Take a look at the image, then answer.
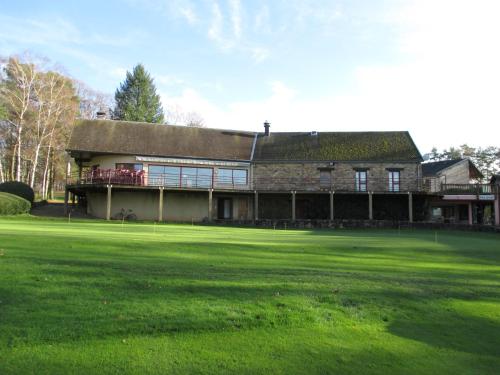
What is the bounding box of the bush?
[0,192,31,215]
[0,181,35,203]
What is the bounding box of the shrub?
[0,192,31,215]
[0,181,35,203]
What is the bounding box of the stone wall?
[253,161,421,192]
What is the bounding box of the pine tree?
[113,64,164,123]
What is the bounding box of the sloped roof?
[67,120,256,161]
[421,159,464,176]
[422,159,483,179]
[253,131,422,162]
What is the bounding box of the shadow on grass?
[1,227,500,362]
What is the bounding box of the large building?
[65,119,499,226]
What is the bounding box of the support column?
[208,189,213,222]
[158,187,164,222]
[408,192,413,223]
[106,184,112,221]
[368,192,373,220]
[254,191,259,221]
[329,191,334,221]
[495,192,500,226]
[64,187,69,215]
[291,191,296,221]
[468,202,473,225]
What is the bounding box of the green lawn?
[0,217,499,375]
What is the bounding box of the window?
[355,170,367,192]
[148,165,212,188]
[216,169,248,186]
[388,171,400,192]
[320,170,332,188]
[116,163,143,171]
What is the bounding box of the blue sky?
[1,0,499,153]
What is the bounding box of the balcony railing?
[67,169,429,192]
[68,169,249,190]
[439,183,495,195]
[253,176,423,192]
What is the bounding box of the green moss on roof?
[67,119,255,161]
[254,132,422,162]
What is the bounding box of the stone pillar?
[158,187,164,222]
[106,184,112,221]
[329,191,334,221]
[368,192,373,220]
[408,192,413,223]
[208,189,213,222]
[291,191,296,221]
[468,202,473,225]
[64,187,69,215]
[254,191,259,221]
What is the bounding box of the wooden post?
[158,187,164,222]
[468,202,473,225]
[254,191,259,221]
[329,191,334,221]
[64,187,69,215]
[106,184,112,221]
[408,192,413,223]
[208,189,213,222]
[495,188,500,226]
[291,191,296,221]
[368,192,373,220]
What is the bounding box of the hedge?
[0,192,31,215]
[0,181,35,203]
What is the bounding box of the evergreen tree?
[113,64,164,123]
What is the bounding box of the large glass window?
[216,169,248,186]
[388,171,400,192]
[355,170,367,192]
[148,165,212,188]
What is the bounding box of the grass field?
[0,217,499,374]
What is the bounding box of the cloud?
[179,6,198,25]
[229,0,242,39]
[0,14,135,48]
[207,1,227,47]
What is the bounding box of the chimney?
[263,121,270,136]
[96,110,107,119]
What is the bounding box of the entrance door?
[217,198,233,219]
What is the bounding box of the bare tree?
[74,80,113,119]
[165,104,206,127]
[0,56,38,181]
[28,71,77,189]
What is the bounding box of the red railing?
[70,169,249,190]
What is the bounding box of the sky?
[1,0,499,155]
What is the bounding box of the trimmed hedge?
[0,181,35,203]
[0,192,31,215]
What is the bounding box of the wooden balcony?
[439,183,495,195]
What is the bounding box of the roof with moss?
[253,132,422,162]
[67,120,256,161]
